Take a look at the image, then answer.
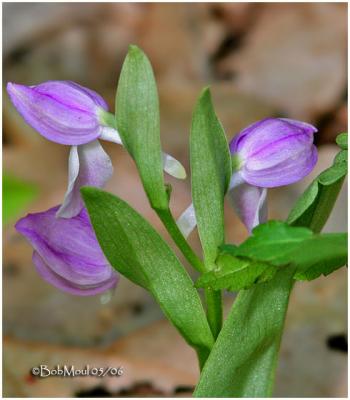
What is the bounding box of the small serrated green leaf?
[81,187,214,362]
[228,221,347,280]
[196,253,277,291]
[219,243,238,255]
[292,233,347,280]
[190,88,232,267]
[116,45,168,210]
[234,221,312,264]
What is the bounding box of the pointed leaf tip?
[128,44,139,52]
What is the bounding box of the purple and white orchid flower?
[15,206,118,296]
[178,117,318,235]
[7,81,186,218]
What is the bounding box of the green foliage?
[233,221,347,279]
[190,88,232,267]
[194,267,295,397]
[116,45,168,210]
[196,221,347,291]
[196,253,276,291]
[287,133,347,232]
[190,88,232,339]
[3,173,38,225]
[81,187,214,364]
[336,132,347,150]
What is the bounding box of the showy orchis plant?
[9,45,347,397]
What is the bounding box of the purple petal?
[229,118,318,188]
[15,206,118,293]
[56,140,113,218]
[228,173,268,233]
[33,251,118,296]
[7,81,108,145]
[243,144,318,187]
[229,118,317,157]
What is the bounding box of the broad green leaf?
[196,253,277,291]
[194,267,295,397]
[190,88,232,267]
[116,45,168,210]
[81,187,214,362]
[287,134,347,233]
[3,173,38,225]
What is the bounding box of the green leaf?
[287,137,347,233]
[190,88,232,267]
[3,173,38,225]
[292,231,348,280]
[196,253,277,291]
[234,221,311,263]
[336,132,347,150]
[231,221,347,279]
[116,45,168,210]
[81,187,214,362]
[194,267,295,397]
[197,222,347,291]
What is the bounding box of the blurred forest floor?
[3,3,347,397]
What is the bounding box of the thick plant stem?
[156,208,206,273]
[205,288,223,339]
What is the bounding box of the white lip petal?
[228,173,267,233]
[56,145,80,218]
[56,140,113,218]
[100,126,123,145]
[162,153,187,179]
[101,127,186,180]
[177,203,197,238]
[100,288,115,304]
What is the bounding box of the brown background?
[3,2,347,397]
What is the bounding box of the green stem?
[156,208,206,274]
[205,288,223,339]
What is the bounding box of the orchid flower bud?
[15,206,118,296]
[7,80,186,218]
[228,118,317,232]
[177,118,317,236]
[7,81,109,145]
[229,118,318,188]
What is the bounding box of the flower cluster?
[8,80,318,297]
[8,80,186,296]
